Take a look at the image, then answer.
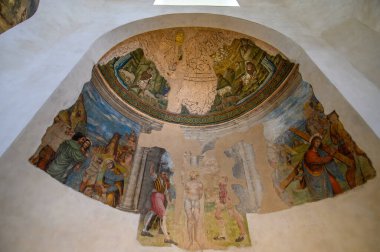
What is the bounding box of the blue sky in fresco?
[262,81,313,144]
[81,82,141,147]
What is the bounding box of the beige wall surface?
[0,1,379,252]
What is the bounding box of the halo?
[309,133,322,143]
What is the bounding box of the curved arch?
[1,11,379,252]
[26,11,376,217]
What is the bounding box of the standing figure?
[65,138,92,190]
[79,156,103,192]
[214,176,246,243]
[141,163,177,245]
[102,159,127,207]
[184,171,203,249]
[240,62,258,95]
[46,132,87,183]
[301,134,343,200]
[136,67,153,95]
[29,122,74,171]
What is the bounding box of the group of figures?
[266,82,376,205]
[28,82,376,250]
[29,82,253,250]
[29,83,140,208]
[98,28,294,125]
[28,28,376,251]
[137,149,251,250]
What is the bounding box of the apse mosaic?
[98,28,295,125]
[99,48,170,110]
[29,27,376,251]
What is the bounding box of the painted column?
[118,146,145,211]
[235,141,263,212]
[133,148,149,210]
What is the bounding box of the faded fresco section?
[262,81,376,205]
[29,82,141,208]
[137,148,178,247]
[27,26,377,251]
[134,138,260,250]
[0,0,39,33]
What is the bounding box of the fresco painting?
[201,173,251,249]
[28,27,377,251]
[188,148,252,249]
[29,83,141,208]
[135,147,253,250]
[263,81,376,205]
[137,148,178,247]
[28,82,256,250]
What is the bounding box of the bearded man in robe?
[46,132,87,183]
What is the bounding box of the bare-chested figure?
[184,171,203,248]
[214,176,246,243]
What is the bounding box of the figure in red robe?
[302,134,344,200]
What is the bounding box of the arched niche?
[2,13,379,252]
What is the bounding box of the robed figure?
[301,134,344,200]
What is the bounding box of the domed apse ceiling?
[96,28,295,125]
[29,27,376,250]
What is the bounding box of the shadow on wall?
[0,0,39,33]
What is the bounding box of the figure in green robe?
[47,133,87,183]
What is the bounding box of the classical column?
[235,141,263,212]
[118,147,145,211]
[133,148,149,210]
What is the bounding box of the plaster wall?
[0,1,380,252]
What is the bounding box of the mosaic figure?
[99,48,170,110]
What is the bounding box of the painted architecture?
[1,1,380,252]
[28,28,376,250]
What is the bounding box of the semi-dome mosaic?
[96,28,296,125]
[28,27,376,250]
